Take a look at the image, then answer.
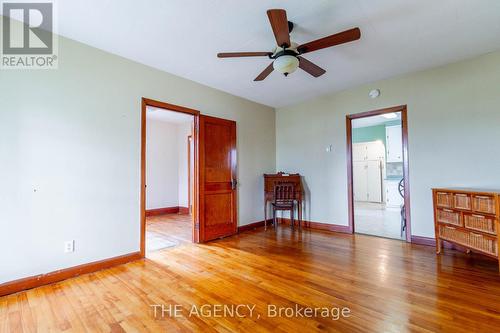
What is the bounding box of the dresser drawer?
[437,208,462,226]
[439,225,498,257]
[472,195,496,215]
[453,193,471,210]
[439,225,468,244]
[436,192,453,208]
[468,232,498,257]
[464,214,497,235]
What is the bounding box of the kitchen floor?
[354,202,405,240]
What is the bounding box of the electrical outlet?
[64,240,75,253]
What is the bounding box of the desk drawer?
[437,209,462,227]
[464,214,497,235]
[472,195,496,215]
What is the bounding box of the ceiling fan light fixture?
[273,55,299,75]
[217,9,360,81]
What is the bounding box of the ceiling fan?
[217,9,361,81]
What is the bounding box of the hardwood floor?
[146,213,192,253]
[1,221,500,332]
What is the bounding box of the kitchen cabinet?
[352,141,385,161]
[354,160,383,203]
[386,125,403,162]
[386,179,404,208]
[353,141,385,203]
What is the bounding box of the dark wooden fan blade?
[267,9,291,48]
[298,27,361,54]
[254,63,274,81]
[217,52,272,58]
[298,57,326,77]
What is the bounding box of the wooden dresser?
[433,188,500,269]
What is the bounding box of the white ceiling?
[352,112,401,128]
[146,106,194,124]
[38,1,500,107]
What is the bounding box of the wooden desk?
[264,172,303,228]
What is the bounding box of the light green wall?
[384,120,402,127]
[276,50,500,238]
[352,125,386,144]
[0,22,275,283]
[352,120,402,161]
[352,120,402,145]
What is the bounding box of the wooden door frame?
[140,98,201,258]
[187,134,193,215]
[346,105,412,242]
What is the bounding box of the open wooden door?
[199,115,237,242]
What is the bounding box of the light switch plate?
[64,240,75,253]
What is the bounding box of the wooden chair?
[271,183,299,230]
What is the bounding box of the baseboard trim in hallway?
[178,206,190,214]
[0,251,142,297]
[146,206,186,216]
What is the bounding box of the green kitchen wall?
[352,120,401,148]
[352,124,386,145]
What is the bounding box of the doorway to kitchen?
[346,105,411,241]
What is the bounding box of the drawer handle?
[455,194,468,197]
[475,196,491,199]
[470,232,483,238]
[442,209,454,213]
[437,192,450,195]
[471,214,485,219]
[445,226,456,230]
